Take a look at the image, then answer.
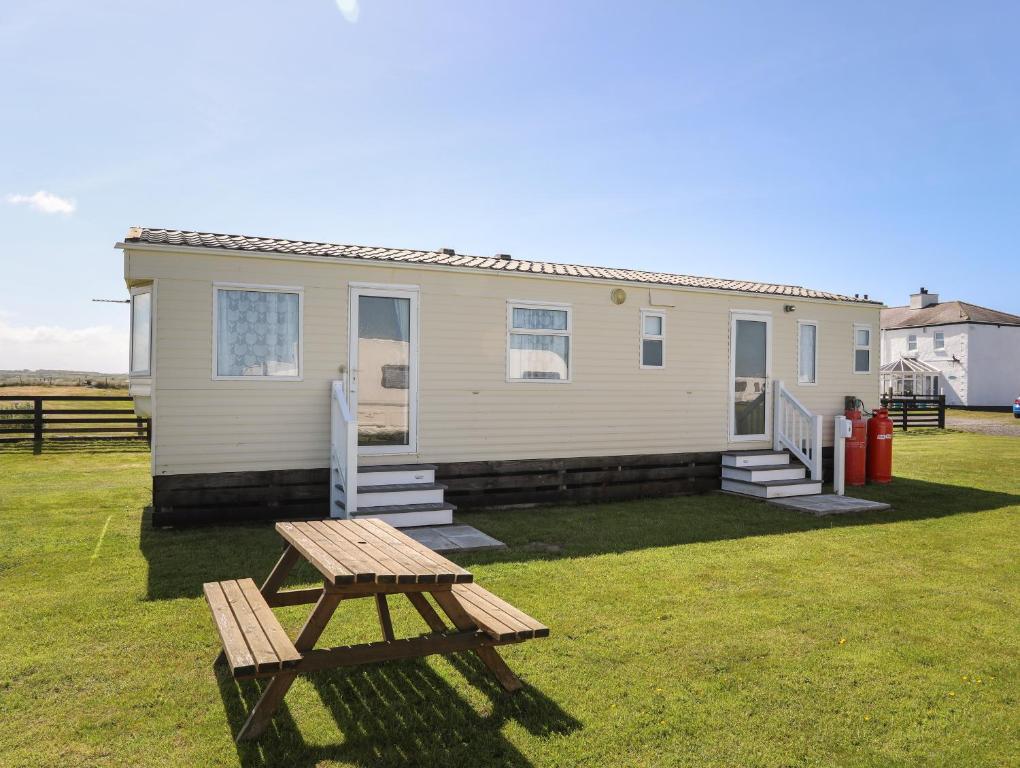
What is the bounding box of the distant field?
[0,385,130,398]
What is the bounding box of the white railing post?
[773,380,783,452]
[811,414,823,481]
[329,380,357,519]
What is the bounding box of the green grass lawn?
[0,434,1017,768]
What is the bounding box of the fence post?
[33,397,43,444]
[938,394,945,428]
[901,404,908,431]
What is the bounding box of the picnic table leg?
[215,544,302,668]
[431,591,523,693]
[235,591,345,742]
[406,592,447,632]
[375,594,395,641]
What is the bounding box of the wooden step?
[721,477,822,499]
[203,578,301,680]
[451,582,549,642]
[355,482,447,509]
[721,450,791,468]
[335,501,456,528]
[357,464,437,487]
[721,464,806,482]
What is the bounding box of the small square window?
[508,302,571,381]
[853,323,872,374]
[215,286,302,378]
[640,310,665,368]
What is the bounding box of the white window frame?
[853,322,873,375]
[506,300,572,383]
[639,309,666,369]
[129,284,153,376]
[907,333,917,352]
[934,331,945,350]
[797,320,818,386]
[212,282,304,381]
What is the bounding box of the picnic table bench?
[203,518,548,741]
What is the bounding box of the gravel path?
[945,413,1020,437]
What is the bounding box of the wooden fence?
[880,394,946,430]
[0,395,150,444]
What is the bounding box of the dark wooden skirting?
[152,447,843,526]
[153,468,330,526]
[434,452,723,510]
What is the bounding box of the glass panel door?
[730,314,771,440]
[349,287,418,453]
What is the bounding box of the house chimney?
[909,287,939,309]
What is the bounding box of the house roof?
[121,227,880,305]
[881,301,1020,330]
[880,357,939,374]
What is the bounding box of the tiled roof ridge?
[122,226,879,304]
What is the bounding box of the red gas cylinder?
[867,407,894,484]
[845,408,867,487]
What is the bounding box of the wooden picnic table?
[203,518,548,742]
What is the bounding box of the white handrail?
[773,380,823,481]
[330,380,358,518]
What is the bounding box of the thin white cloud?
[336,0,360,23]
[0,320,127,373]
[5,190,76,215]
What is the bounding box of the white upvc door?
[348,284,420,455]
[728,310,772,442]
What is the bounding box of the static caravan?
[119,228,882,526]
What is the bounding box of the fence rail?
[0,395,150,443]
[880,394,946,430]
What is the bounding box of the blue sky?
[1,0,1018,372]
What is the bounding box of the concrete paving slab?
[769,494,891,516]
[402,524,506,554]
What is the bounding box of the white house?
[119,227,882,526]
[880,288,1020,407]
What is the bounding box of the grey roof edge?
[881,300,1020,329]
[119,226,884,305]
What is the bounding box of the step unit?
[721,463,806,483]
[720,449,821,500]
[721,449,791,468]
[720,477,822,499]
[334,463,454,527]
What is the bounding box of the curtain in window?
[509,334,569,379]
[217,290,299,377]
[799,324,816,383]
[512,307,568,330]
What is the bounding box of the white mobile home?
[119,228,882,526]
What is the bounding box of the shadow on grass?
[140,477,1020,600]
[216,651,579,767]
[0,438,150,454]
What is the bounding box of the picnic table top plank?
[275,519,473,586]
[307,520,409,584]
[356,518,473,583]
[299,521,380,583]
[347,520,450,583]
[275,522,358,585]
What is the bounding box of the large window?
[798,321,817,384]
[640,310,665,368]
[934,331,945,350]
[129,287,152,375]
[853,323,872,374]
[507,302,571,381]
[214,284,302,379]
